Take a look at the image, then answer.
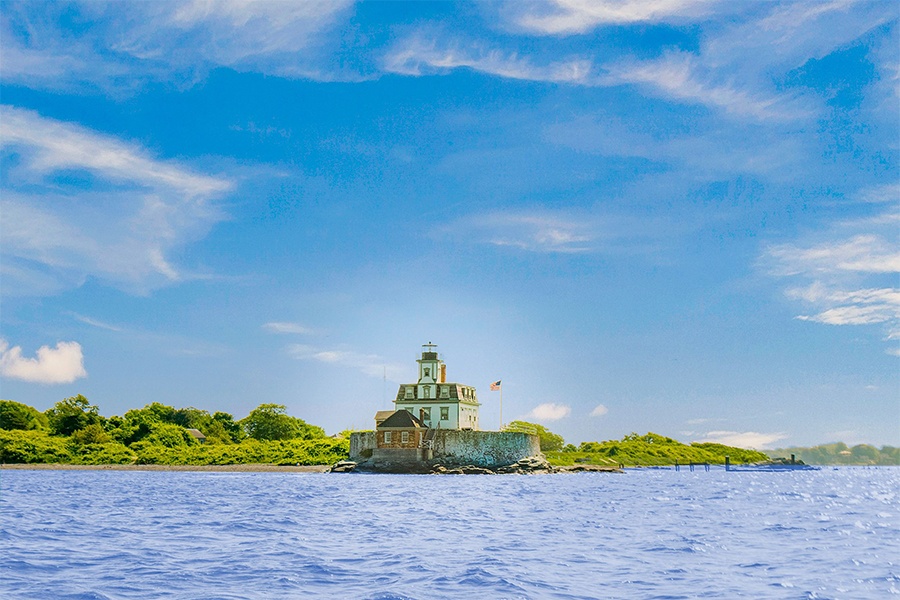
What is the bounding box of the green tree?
[504,420,565,452]
[213,411,243,443]
[145,423,198,448]
[0,400,49,431]
[71,423,112,445]
[45,395,101,436]
[239,404,325,441]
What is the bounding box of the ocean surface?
[1,467,897,599]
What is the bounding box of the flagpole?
[499,384,503,431]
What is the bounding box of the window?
[422,408,431,421]
[423,385,431,398]
[405,386,414,399]
[401,431,409,444]
[384,431,392,444]
[440,407,449,420]
[440,386,449,398]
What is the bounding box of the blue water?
[1,468,897,599]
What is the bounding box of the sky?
[1,0,898,449]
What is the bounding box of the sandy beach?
[0,463,331,473]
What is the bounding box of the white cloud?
[604,51,809,121]
[0,106,233,295]
[287,344,407,381]
[858,183,900,204]
[507,0,717,35]
[384,36,594,85]
[764,196,900,353]
[442,208,679,256]
[70,313,124,332]
[0,1,358,92]
[696,430,788,450]
[262,322,319,335]
[443,209,594,254]
[792,287,900,326]
[768,235,900,276]
[0,339,87,384]
[590,404,609,417]
[525,403,571,422]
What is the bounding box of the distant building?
[392,342,480,430]
[185,428,206,443]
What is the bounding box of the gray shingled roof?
[377,410,426,429]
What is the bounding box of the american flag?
[490,380,501,391]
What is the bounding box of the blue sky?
[1,0,898,449]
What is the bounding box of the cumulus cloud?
[525,403,571,422]
[696,430,788,450]
[590,404,609,417]
[0,339,87,384]
[0,105,233,295]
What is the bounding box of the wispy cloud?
[262,322,320,335]
[696,430,788,450]
[506,0,718,35]
[768,235,900,276]
[69,313,124,332]
[762,192,900,352]
[0,339,87,384]
[1,106,233,295]
[590,404,609,417]
[525,402,571,422]
[384,35,594,85]
[442,208,678,256]
[287,344,407,381]
[604,51,810,121]
[0,1,358,92]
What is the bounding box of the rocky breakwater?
[329,456,623,475]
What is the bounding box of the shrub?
[0,430,72,463]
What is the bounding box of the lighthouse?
[393,342,480,430]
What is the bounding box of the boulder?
[329,460,358,473]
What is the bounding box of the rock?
[460,465,494,475]
[329,460,358,473]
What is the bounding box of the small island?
[2,346,896,471]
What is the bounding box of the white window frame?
[384,431,391,444]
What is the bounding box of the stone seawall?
[349,431,376,460]
[350,430,540,468]
[432,431,540,467]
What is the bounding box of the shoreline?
[0,463,331,473]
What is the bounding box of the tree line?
[0,397,348,466]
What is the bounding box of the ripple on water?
[1,468,898,599]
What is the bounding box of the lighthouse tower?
[393,342,480,430]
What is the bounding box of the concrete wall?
[432,430,540,467]
[349,431,376,460]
